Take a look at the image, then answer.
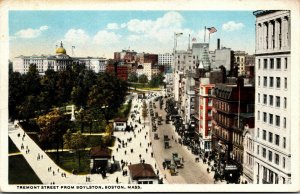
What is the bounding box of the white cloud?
[222,21,244,32]
[106,23,119,30]
[93,30,121,45]
[120,23,127,28]
[15,25,49,39]
[125,11,184,44]
[63,29,90,45]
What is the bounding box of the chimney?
[217,39,220,50]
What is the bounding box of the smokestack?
[217,38,220,50]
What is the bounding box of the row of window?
[257,93,287,109]
[257,128,286,149]
[258,76,288,89]
[258,57,288,70]
[257,111,287,128]
[258,145,286,169]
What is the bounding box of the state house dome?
[56,41,66,55]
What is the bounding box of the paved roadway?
[148,96,216,184]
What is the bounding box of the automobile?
[172,153,184,168]
[157,120,162,125]
[169,164,178,176]
[154,133,159,140]
[163,159,171,169]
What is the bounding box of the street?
[148,94,215,184]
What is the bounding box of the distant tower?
[200,46,211,71]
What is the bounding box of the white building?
[158,53,173,65]
[253,10,291,184]
[12,42,107,74]
[242,125,255,184]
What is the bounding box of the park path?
[8,92,162,184]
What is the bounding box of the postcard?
[0,0,299,192]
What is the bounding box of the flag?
[207,27,217,34]
[192,37,196,42]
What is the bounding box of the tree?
[128,72,138,82]
[142,101,148,127]
[88,73,128,123]
[138,74,148,84]
[63,131,87,171]
[9,70,24,121]
[37,109,68,161]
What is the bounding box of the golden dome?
[56,41,66,54]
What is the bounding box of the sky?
[9,11,256,59]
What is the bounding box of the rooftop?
[128,163,157,180]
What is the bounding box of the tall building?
[211,78,254,183]
[253,10,291,184]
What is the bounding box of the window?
[263,94,267,104]
[257,128,260,138]
[258,93,260,103]
[276,58,281,69]
[268,150,273,162]
[275,134,280,146]
[276,115,280,127]
[263,112,267,122]
[269,132,273,143]
[283,157,286,168]
[284,58,287,69]
[270,58,274,69]
[208,110,212,116]
[258,111,260,120]
[283,117,286,128]
[257,145,260,155]
[275,154,279,165]
[284,77,287,89]
[269,77,274,87]
[258,59,261,69]
[258,76,260,86]
[276,96,280,107]
[263,130,266,140]
[269,95,274,106]
[264,77,267,87]
[269,114,273,124]
[283,137,286,148]
[264,59,268,69]
[276,77,281,88]
[262,148,266,158]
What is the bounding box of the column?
[268,21,272,50]
[281,17,286,48]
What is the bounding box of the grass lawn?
[47,151,90,175]
[9,137,20,154]
[9,155,42,184]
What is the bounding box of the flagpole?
[204,26,206,43]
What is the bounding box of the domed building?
[12,41,107,75]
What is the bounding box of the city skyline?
[9,11,255,59]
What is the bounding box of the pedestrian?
[53,171,55,176]
[146,148,148,153]
[140,142,142,147]
[124,150,127,155]
[139,154,141,158]
[151,152,153,158]
[41,155,43,159]
[17,133,20,138]
[116,177,119,184]
[21,143,24,150]
[145,135,146,139]
[157,169,159,175]
[116,148,118,152]
[57,168,59,173]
